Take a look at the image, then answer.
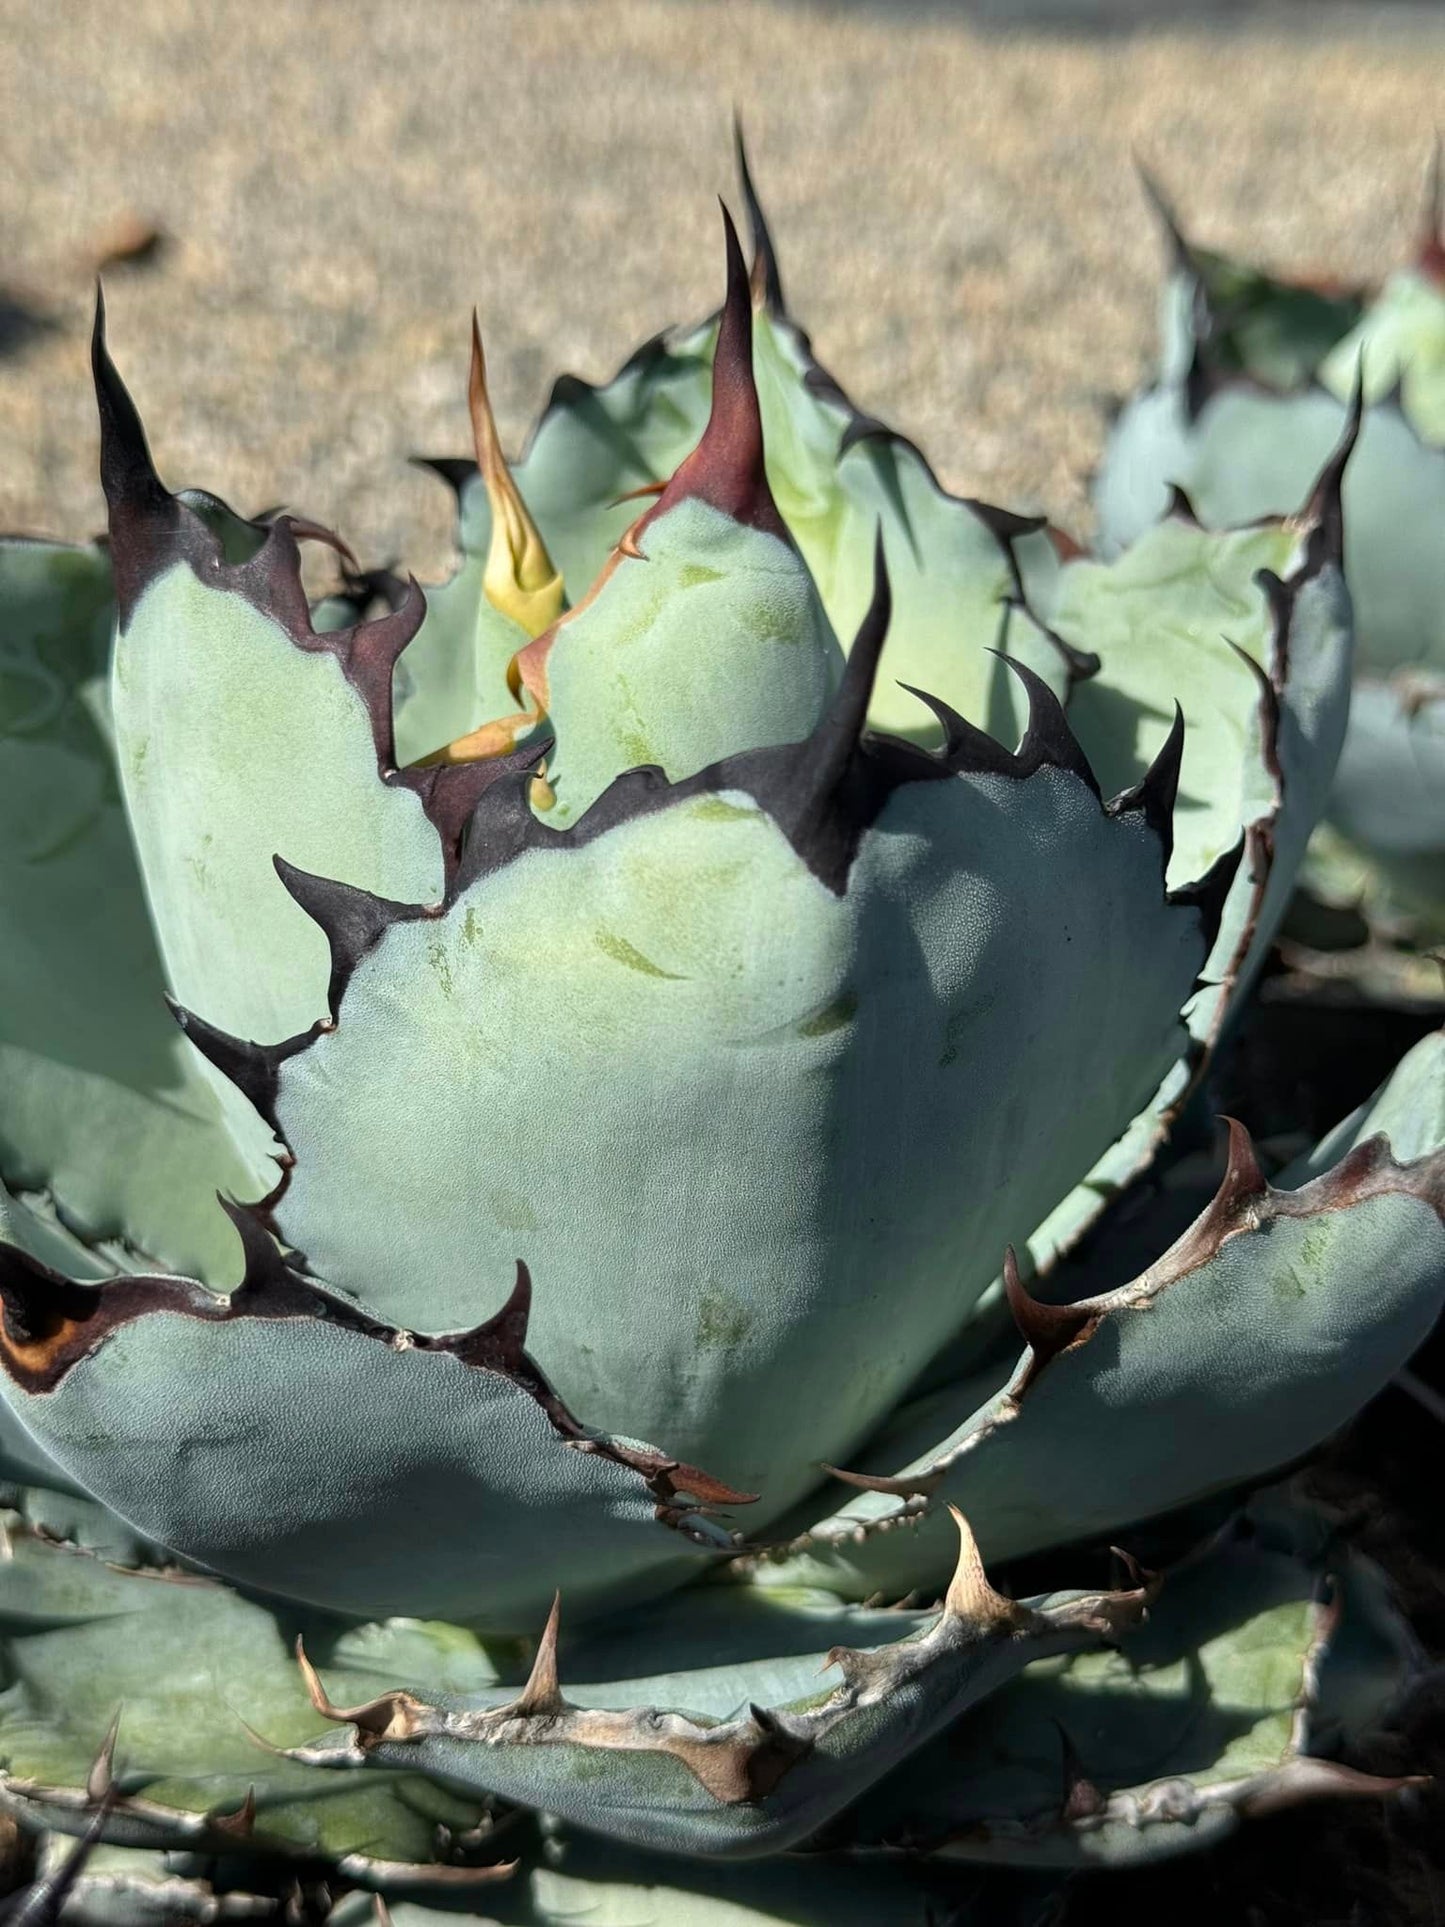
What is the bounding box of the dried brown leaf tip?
[942,1506,1035,1632]
[295,1639,425,1749]
[510,1591,564,1717]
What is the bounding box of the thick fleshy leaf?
[1096,185,1445,944]
[328,1845,1061,1927]
[1319,267,1445,440]
[1308,675,1445,939]
[1099,381,1445,680]
[831,1494,1423,1868]
[509,216,843,829]
[283,1513,1146,1859]
[28,1837,281,1926]
[737,1026,1445,1601]
[411,186,1075,766]
[0,1221,737,1627]
[96,300,458,1056]
[1011,485,1352,1287]
[0,535,259,1283]
[0,1518,501,1885]
[263,713,1209,1522]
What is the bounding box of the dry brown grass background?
[1,0,1443,579]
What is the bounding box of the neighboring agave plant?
[1096,157,1445,965]
[0,138,1441,1924]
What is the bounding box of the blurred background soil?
[2,3,1444,1921]
[3,0,1445,579]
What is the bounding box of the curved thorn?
[435,1261,534,1375]
[942,1505,1025,1629]
[92,283,176,621]
[85,1711,121,1805]
[733,113,786,314]
[281,515,361,578]
[208,1785,257,1840]
[995,654,1101,797]
[271,857,426,1016]
[1218,1115,1269,1206]
[823,1462,941,1500]
[512,1592,564,1717]
[165,999,316,1127]
[821,525,892,774]
[1003,1246,1098,1390]
[894,681,973,762]
[1298,361,1363,571]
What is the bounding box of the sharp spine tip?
[85,1711,121,1805]
[1219,1115,1269,1204]
[513,1590,564,1716]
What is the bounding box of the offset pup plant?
[0,139,1441,1925]
[1097,157,1445,971]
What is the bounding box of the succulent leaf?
[738,1025,1445,1600]
[0,534,263,1282]
[330,1842,1061,1927]
[830,1493,1423,1868]
[0,1517,499,1885]
[1097,165,1445,941]
[0,1229,736,1626]
[504,213,844,828]
[96,299,455,1056]
[284,1509,1147,1859]
[262,734,1207,1522]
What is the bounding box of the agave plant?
[1096,158,1445,965]
[0,141,1441,1925]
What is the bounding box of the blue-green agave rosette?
[1097,158,1445,952]
[0,145,1438,1917]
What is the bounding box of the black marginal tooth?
[689,532,947,897]
[1165,483,1202,525]
[166,999,316,1130]
[733,114,786,315]
[894,682,974,762]
[919,683,1021,779]
[272,858,428,1016]
[1008,657,1102,797]
[811,527,893,794]
[409,455,479,502]
[1167,835,1244,953]
[1108,702,1185,871]
[215,1199,307,1310]
[1183,337,1221,426]
[1298,368,1363,575]
[344,578,427,735]
[964,500,1049,549]
[1225,639,1284,778]
[754,528,895,885]
[838,411,899,455]
[451,746,556,897]
[435,1261,534,1374]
